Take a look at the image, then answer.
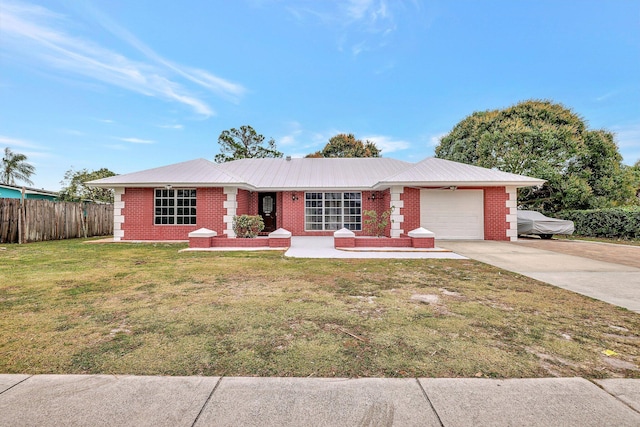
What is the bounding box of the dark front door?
[259,192,277,233]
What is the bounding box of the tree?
[59,168,117,203]
[630,160,640,202]
[215,125,282,163]
[435,100,636,212]
[306,133,382,158]
[1,147,35,186]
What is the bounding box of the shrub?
[232,215,264,238]
[558,207,640,239]
[363,206,394,237]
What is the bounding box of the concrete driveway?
[439,240,640,313]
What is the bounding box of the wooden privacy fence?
[0,199,113,243]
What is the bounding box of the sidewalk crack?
[0,375,32,396]
[191,376,223,427]
[415,378,445,427]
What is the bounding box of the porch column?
[389,186,404,238]
[223,187,238,238]
[506,186,518,241]
[113,188,125,241]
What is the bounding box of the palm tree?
[1,147,35,186]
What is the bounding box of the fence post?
[18,187,25,244]
[81,203,87,238]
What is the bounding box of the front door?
[259,192,277,233]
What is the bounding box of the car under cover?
[517,210,575,236]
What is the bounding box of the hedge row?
[558,207,640,239]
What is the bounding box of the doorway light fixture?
[291,192,299,201]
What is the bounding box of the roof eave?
[87,182,255,190]
[373,180,545,189]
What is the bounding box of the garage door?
[420,189,484,239]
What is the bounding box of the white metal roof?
[88,157,545,189]
[87,158,246,188]
[216,158,411,189]
[376,157,545,188]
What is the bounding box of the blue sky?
[1,0,639,191]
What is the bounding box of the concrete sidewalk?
[0,375,638,426]
[439,240,640,313]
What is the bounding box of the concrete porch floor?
[284,236,467,259]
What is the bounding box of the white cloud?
[277,123,411,156]
[159,124,184,130]
[0,135,41,149]
[19,150,54,159]
[278,121,304,146]
[104,144,128,151]
[612,123,640,165]
[0,136,51,160]
[429,132,447,147]
[0,1,246,117]
[285,0,404,55]
[115,137,155,144]
[362,134,410,154]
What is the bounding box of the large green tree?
[435,100,636,212]
[215,125,282,163]
[59,168,117,203]
[306,133,382,158]
[1,147,35,186]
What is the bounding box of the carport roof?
[88,156,545,189]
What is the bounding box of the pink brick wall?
[402,186,509,241]
[483,186,509,241]
[122,186,509,241]
[237,189,251,216]
[121,187,225,240]
[400,188,421,234]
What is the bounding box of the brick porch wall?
[121,187,225,240]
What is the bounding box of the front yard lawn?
[0,239,638,378]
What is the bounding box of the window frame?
[304,191,362,231]
[154,188,197,225]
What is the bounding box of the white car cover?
[517,210,575,235]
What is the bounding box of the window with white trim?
[305,192,361,231]
[154,188,197,225]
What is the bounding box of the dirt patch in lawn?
[515,238,640,269]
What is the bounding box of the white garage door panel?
[420,190,484,239]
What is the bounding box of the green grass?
[0,238,638,378]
